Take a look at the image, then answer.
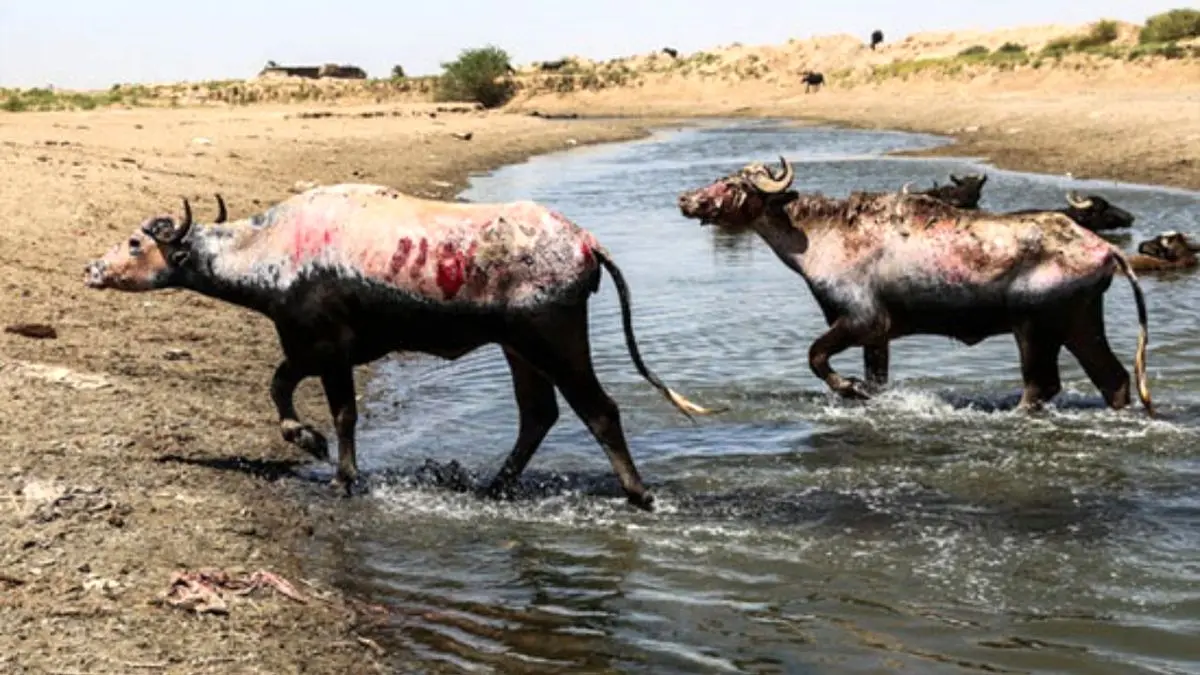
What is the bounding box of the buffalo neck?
[742,198,820,278]
[176,220,282,316]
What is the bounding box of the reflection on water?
[305,120,1200,674]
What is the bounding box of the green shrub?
[958,45,989,56]
[997,42,1026,53]
[1041,20,1120,55]
[1141,8,1200,43]
[1041,37,1075,55]
[1076,20,1120,48]
[390,64,406,79]
[435,45,515,108]
[1133,41,1187,59]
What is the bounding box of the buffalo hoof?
[329,477,353,498]
[330,472,361,498]
[480,481,514,502]
[834,376,874,401]
[281,421,330,461]
[627,491,655,512]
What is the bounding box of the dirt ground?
[0,103,652,674]
[512,61,1200,191]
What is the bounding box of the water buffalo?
[677,157,1154,415]
[662,47,679,58]
[1127,231,1199,272]
[870,30,884,50]
[1007,192,1135,234]
[84,185,718,510]
[905,173,988,209]
[539,59,569,72]
[801,71,825,93]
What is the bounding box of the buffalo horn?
[171,197,193,244]
[214,194,228,224]
[901,182,913,195]
[1065,191,1093,210]
[748,155,794,194]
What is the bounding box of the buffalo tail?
[1113,251,1154,416]
[593,248,723,420]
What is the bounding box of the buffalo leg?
[271,360,329,461]
[863,342,890,391]
[810,318,873,400]
[1063,298,1131,409]
[1013,321,1064,410]
[319,366,359,494]
[483,348,560,500]
[511,312,653,511]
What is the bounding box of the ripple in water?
[306,120,1200,674]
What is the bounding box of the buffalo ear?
[765,190,799,214]
[169,249,191,267]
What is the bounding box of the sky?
[0,1,1187,90]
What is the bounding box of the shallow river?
[305,120,1200,674]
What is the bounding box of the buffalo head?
[1136,231,1200,262]
[947,172,987,207]
[84,195,226,291]
[677,156,795,230]
[912,172,987,209]
[1061,192,1135,232]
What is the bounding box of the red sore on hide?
[435,241,472,300]
[388,238,414,279]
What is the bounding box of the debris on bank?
[161,569,307,615]
[4,323,58,339]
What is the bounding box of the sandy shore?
[0,103,653,674]
[512,62,1200,191]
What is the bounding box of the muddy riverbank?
[511,64,1200,190]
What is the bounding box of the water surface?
[310,120,1200,674]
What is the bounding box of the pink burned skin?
[677,156,1155,415]
[85,184,720,511]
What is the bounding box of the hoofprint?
[86,184,718,511]
[677,157,1154,415]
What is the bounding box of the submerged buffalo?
[84,185,719,510]
[906,173,988,209]
[1006,192,1135,234]
[1128,231,1199,272]
[678,157,1154,415]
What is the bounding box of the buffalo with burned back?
[678,157,1154,415]
[84,185,719,511]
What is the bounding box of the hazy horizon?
[0,1,1186,90]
